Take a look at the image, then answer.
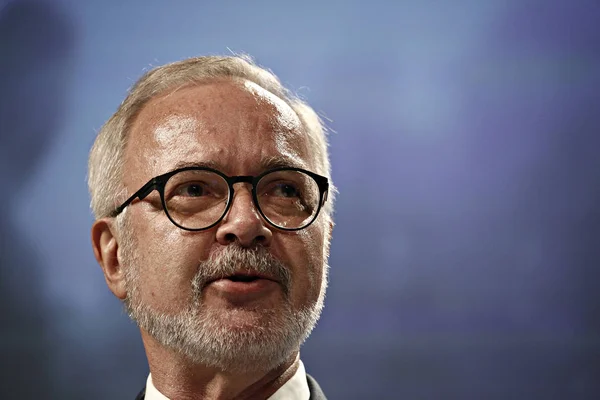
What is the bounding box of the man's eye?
[175,183,206,197]
[273,183,300,198]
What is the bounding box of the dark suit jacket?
[135,373,327,400]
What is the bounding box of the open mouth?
[226,275,261,283]
[206,272,275,286]
[205,272,279,297]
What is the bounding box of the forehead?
[125,79,312,181]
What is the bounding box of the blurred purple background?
[1,0,599,398]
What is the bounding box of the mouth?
[206,271,277,285]
[204,271,280,298]
[227,275,261,283]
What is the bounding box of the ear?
[91,218,127,300]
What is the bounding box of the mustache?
[191,245,292,295]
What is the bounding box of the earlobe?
[91,219,127,299]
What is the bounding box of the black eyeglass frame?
[111,166,329,232]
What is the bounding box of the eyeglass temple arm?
[315,176,329,204]
[111,179,159,217]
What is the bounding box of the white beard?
[121,239,327,373]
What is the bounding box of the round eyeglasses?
[112,167,329,231]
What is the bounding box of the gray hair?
[88,55,334,220]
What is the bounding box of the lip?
[204,271,281,300]
[205,270,278,286]
[208,277,279,296]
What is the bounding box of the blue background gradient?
[1,0,599,398]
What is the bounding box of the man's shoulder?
[134,374,327,400]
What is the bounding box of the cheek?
[130,212,214,310]
[277,224,326,304]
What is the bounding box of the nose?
[215,184,273,247]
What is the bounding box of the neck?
[142,331,300,400]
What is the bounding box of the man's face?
[118,79,330,372]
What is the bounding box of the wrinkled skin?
[92,78,331,399]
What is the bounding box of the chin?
[209,306,283,328]
[129,293,320,372]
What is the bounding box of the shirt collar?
[145,374,169,400]
[266,359,310,400]
[145,360,310,400]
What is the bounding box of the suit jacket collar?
[305,374,327,400]
[135,373,327,400]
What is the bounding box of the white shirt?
[145,360,310,400]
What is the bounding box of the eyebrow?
[171,155,308,175]
[260,155,308,171]
[173,160,222,170]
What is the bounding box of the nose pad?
[215,186,272,247]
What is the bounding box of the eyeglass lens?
[163,169,320,230]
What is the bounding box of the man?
[88,55,334,399]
